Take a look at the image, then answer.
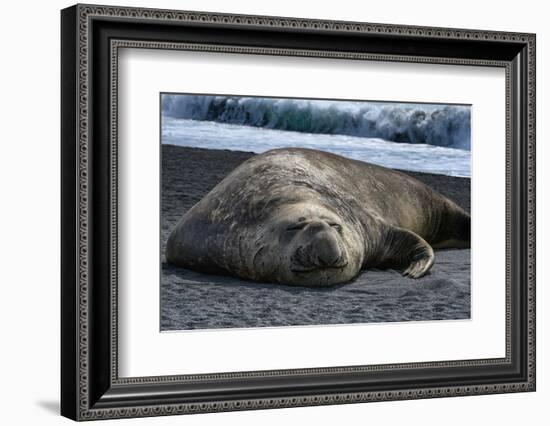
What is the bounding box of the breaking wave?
[162,95,471,150]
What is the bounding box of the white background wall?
[0,0,546,424]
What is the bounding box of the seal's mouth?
[290,260,349,274]
[290,243,349,274]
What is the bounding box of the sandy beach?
[160,145,471,331]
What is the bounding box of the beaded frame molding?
[61,3,536,421]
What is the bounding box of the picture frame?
[61,3,536,421]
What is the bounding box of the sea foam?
[162,118,471,177]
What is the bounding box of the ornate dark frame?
[61,3,536,421]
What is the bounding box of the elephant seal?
[166,148,470,287]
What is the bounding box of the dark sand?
[161,145,471,331]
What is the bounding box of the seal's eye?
[287,222,307,232]
[329,223,343,232]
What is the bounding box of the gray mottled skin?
[166,148,470,287]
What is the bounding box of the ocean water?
[162,95,471,150]
[162,117,471,177]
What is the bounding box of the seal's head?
[250,202,365,286]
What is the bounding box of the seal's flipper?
[401,244,434,278]
[373,226,435,279]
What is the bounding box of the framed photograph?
[61,4,536,421]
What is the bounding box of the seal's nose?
[306,220,330,233]
[313,231,342,267]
